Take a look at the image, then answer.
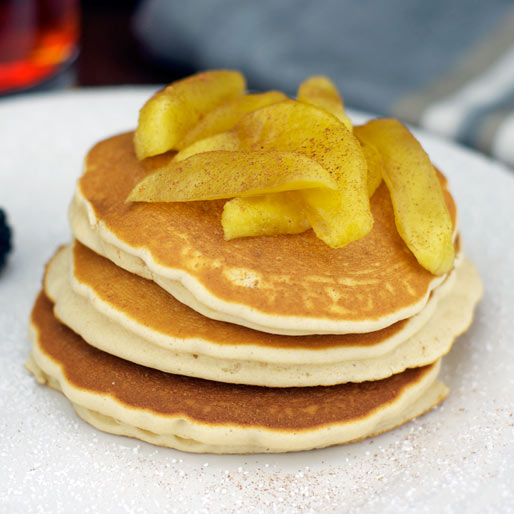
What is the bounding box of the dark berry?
[0,208,12,271]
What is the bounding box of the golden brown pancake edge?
[30,291,440,431]
[76,132,457,325]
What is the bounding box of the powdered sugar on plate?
[0,89,512,514]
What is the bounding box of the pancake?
[43,241,482,387]
[69,132,458,336]
[27,292,448,454]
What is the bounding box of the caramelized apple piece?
[128,151,338,202]
[353,133,383,197]
[297,76,352,130]
[176,132,240,161]
[178,100,371,248]
[177,91,287,150]
[134,70,245,159]
[355,119,454,275]
[222,193,310,239]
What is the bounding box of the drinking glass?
[0,0,79,95]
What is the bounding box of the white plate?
[0,88,513,514]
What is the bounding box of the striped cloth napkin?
[135,0,514,168]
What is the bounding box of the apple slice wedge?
[134,70,245,159]
[297,76,352,130]
[222,193,310,239]
[128,150,338,202]
[355,136,383,198]
[354,120,455,275]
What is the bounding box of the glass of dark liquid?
[0,0,79,95]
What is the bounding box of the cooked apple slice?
[222,193,310,239]
[354,135,383,197]
[176,91,287,150]
[175,132,240,161]
[128,150,338,202]
[355,119,454,275]
[297,76,352,130]
[177,100,371,248]
[134,70,245,159]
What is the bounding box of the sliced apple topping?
[222,193,310,240]
[169,100,372,248]
[356,136,383,198]
[134,70,245,159]
[175,132,241,161]
[354,120,455,275]
[127,150,338,202]
[129,72,456,275]
[297,76,352,131]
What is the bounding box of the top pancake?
[71,132,457,335]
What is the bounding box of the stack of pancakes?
[26,132,482,454]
